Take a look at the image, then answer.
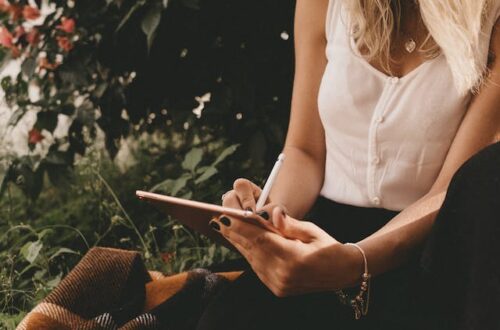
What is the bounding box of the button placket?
[366,78,397,207]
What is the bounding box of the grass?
[0,134,242,328]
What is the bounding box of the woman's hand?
[221,178,271,212]
[210,204,363,297]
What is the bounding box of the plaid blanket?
[17,247,242,330]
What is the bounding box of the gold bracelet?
[335,243,371,320]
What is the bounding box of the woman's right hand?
[222,178,271,212]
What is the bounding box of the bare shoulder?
[294,0,330,42]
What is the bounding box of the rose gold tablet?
[136,190,280,249]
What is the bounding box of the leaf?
[195,166,209,174]
[213,144,239,166]
[182,148,203,171]
[0,162,11,197]
[44,151,70,165]
[46,273,62,288]
[7,108,26,127]
[75,100,96,126]
[179,191,192,199]
[1,76,11,91]
[35,111,58,133]
[49,248,79,261]
[150,178,175,193]
[21,57,37,78]
[37,229,53,240]
[171,174,191,196]
[21,240,43,264]
[61,104,76,116]
[93,82,108,99]
[115,0,146,33]
[194,166,217,184]
[208,244,216,259]
[141,2,162,53]
[180,0,201,10]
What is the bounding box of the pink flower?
[22,5,40,20]
[8,4,22,21]
[28,128,44,144]
[10,45,20,58]
[0,26,14,48]
[57,17,75,34]
[39,57,59,70]
[26,28,39,45]
[0,26,21,57]
[0,0,9,12]
[57,36,73,52]
[14,26,25,39]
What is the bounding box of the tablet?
[136,190,279,249]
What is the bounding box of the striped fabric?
[17,247,242,330]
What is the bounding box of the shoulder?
[294,0,330,42]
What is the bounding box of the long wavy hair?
[343,0,490,94]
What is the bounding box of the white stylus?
[255,153,286,210]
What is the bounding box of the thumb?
[271,207,317,243]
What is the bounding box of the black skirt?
[198,141,500,330]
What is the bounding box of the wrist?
[341,242,366,288]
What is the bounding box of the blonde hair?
[343,0,490,95]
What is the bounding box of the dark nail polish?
[210,221,221,231]
[245,207,253,212]
[257,211,269,220]
[220,216,231,227]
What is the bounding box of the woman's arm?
[229,0,329,219]
[356,17,500,277]
[267,0,330,219]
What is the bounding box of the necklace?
[400,0,419,53]
[404,38,417,53]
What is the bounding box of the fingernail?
[257,211,269,220]
[210,221,221,231]
[245,207,254,213]
[281,209,286,217]
[220,216,231,227]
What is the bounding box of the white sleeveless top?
[318,0,500,211]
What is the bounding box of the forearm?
[355,190,447,277]
[268,145,325,219]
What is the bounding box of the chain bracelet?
[335,243,371,320]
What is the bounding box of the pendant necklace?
[402,1,420,53]
[404,38,417,53]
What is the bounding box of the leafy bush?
[0,0,295,199]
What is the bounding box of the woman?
[205,0,500,329]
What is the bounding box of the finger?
[271,206,321,243]
[227,235,253,263]
[215,214,287,253]
[254,203,274,222]
[255,202,287,223]
[221,190,242,209]
[233,178,262,212]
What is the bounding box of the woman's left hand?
[210,205,362,297]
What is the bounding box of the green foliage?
[0,0,295,200]
[0,134,242,326]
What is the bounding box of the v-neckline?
[349,35,444,83]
